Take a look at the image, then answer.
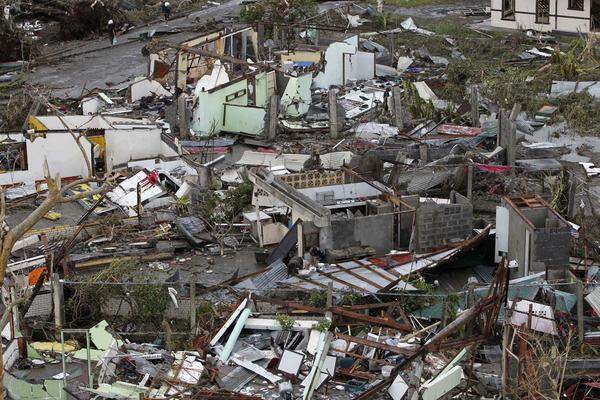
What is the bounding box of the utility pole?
[328,89,339,139]
[470,85,479,127]
[392,86,404,130]
[267,95,279,140]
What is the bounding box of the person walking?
[107,19,116,46]
[160,1,172,24]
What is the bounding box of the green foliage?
[65,259,171,328]
[315,319,332,333]
[340,291,360,306]
[197,181,253,225]
[175,195,190,216]
[308,291,327,308]
[410,276,434,293]
[403,81,438,120]
[275,313,296,330]
[445,292,460,321]
[240,0,318,24]
[553,91,600,136]
[130,284,170,325]
[548,168,570,215]
[222,181,253,221]
[371,12,398,30]
[552,50,582,80]
[65,259,135,324]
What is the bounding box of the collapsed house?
[496,195,571,279]
[0,115,178,186]
[1,4,600,400]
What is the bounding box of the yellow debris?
[31,340,78,353]
[43,211,62,221]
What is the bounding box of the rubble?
[1,1,600,400]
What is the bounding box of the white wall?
[0,133,91,186]
[105,128,163,168]
[490,0,590,33]
[344,50,375,83]
[313,36,375,89]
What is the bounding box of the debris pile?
[1,1,600,399]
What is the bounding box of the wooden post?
[177,94,189,139]
[506,119,516,167]
[577,279,584,345]
[190,273,197,332]
[440,297,448,328]
[500,111,516,166]
[328,89,339,139]
[467,165,473,200]
[419,144,428,162]
[502,324,510,396]
[470,85,479,128]
[466,282,474,335]
[255,206,263,248]
[509,103,521,121]
[52,274,64,334]
[567,180,577,219]
[267,94,279,140]
[136,182,142,225]
[297,221,304,258]
[389,31,395,67]
[392,86,404,130]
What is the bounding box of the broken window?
[536,0,550,24]
[0,142,27,172]
[502,0,515,20]
[568,0,584,10]
[225,89,246,102]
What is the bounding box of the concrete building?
[490,0,594,33]
[248,169,407,255]
[496,195,571,279]
[0,115,178,186]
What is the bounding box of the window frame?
[535,0,551,24]
[568,0,584,11]
[501,0,516,21]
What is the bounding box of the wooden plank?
[316,270,365,292]
[352,262,396,282]
[334,332,416,356]
[331,307,412,332]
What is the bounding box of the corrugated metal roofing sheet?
[234,260,288,292]
[405,170,453,193]
[586,286,600,316]
[280,249,457,293]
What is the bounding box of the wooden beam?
[331,264,383,290]
[334,332,416,356]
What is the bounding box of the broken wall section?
[416,192,473,252]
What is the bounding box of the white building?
[0,115,179,186]
[490,0,593,33]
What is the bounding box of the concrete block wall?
[532,227,571,279]
[102,297,194,320]
[324,213,394,254]
[416,201,473,252]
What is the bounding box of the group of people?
[106,1,171,45]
